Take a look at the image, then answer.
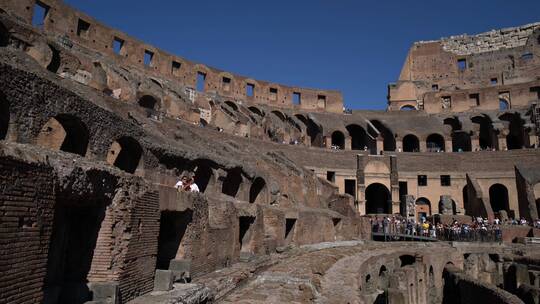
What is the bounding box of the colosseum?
[1,1,540,304]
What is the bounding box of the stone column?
[391,185,400,214]
[345,136,352,151]
[376,137,384,155]
[324,136,331,149]
[471,135,480,151]
[498,135,507,151]
[419,140,427,152]
[445,138,453,153]
[396,138,403,152]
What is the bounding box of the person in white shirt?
[175,176,188,190]
[185,177,200,193]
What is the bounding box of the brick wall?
[0,157,55,304]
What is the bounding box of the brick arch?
[107,136,143,174]
[137,93,160,111]
[426,133,445,152]
[36,114,89,156]
[331,130,345,150]
[402,133,420,152]
[400,104,417,111]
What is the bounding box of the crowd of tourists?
[370,215,539,242]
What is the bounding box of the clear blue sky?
[65,0,540,110]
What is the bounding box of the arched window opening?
[108,136,142,174]
[426,133,445,152]
[399,255,416,267]
[371,120,396,151]
[0,95,8,140]
[400,105,416,111]
[248,106,264,117]
[346,124,368,150]
[443,117,461,131]
[138,95,159,111]
[500,113,525,150]
[331,131,345,150]
[499,99,509,111]
[489,184,509,213]
[402,134,419,152]
[37,114,89,156]
[225,101,238,112]
[365,183,391,214]
[249,177,267,204]
[47,44,61,73]
[415,197,431,221]
[472,115,496,150]
[452,131,471,152]
[191,159,215,193]
[222,167,243,198]
[271,110,286,122]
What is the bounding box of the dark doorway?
[463,185,472,215]
[331,131,345,149]
[47,44,61,73]
[402,134,419,152]
[113,137,142,174]
[239,216,255,253]
[192,160,214,193]
[249,177,266,204]
[365,183,391,214]
[345,179,356,199]
[138,95,159,110]
[426,133,445,152]
[500,113,525,150]
[399,254,416,267]
[285,218,296,244]
[222,168,243,198]
[472,115,497,150]
[371,120,396,151]
[43,200,106,304]
[489,184,509,213]
[156,210,192,270]
[39,114,89,156]
[346,124,368,150]
[0,21,9,47]
[452,131,472,152]
[0,94,8,140]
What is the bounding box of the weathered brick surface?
[0,157,55,304]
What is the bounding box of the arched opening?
[44,198,107,304]
[199,118,208,127]
[248,106,264,117]
[346,124,368,150]
[108,136,142,174]
[426,133,445,152]
[443,117,461,131]
[415,197,431,221]
[37,114,89,156]
[365,183,391,214]
[0,21,9,47]
[222,167,243,198]
[271,110,286,122]
[191,159,215,193]
[472,115,497,150]
[138,95,159,111]
[489,184,509,213]
[379,265,387,277]
[500,113,525,150]
[452,131,471,152]
[305,118,323,147]
[499,99,509,111]
[47,44,61,73]
[224,101,238,112]
[402,134,419,152]
[331,131,345,150]
[0,94,8,140]
[399,255,416,267]
[371,120,396,151]
[249,177,267,204]
[400,105,416,111]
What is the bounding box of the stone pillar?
[324,136,331,149]
[471,136,480,151]
[419,140,427,152]
[345,136,352,151]
[391,185,400,214]
[439,195,453,215]
[396,138,403,152]
[357,185,366,215]
[376,137,384,155]
[498,135,507,151]
[403,194,416,221]
[445,138,453,153]
[529,133,538,148]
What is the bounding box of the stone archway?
[107,136,143,174]
[426,133,445,152]
[403,134,419,152]
[489,183,509,214]
[365,183,391,214]
[37,114,89,156]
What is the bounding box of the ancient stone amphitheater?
[1,1,540,304]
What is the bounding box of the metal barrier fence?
[371,223,502,243]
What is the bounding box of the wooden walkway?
[372,232,438,242]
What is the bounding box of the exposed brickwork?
[0,157,55,304]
